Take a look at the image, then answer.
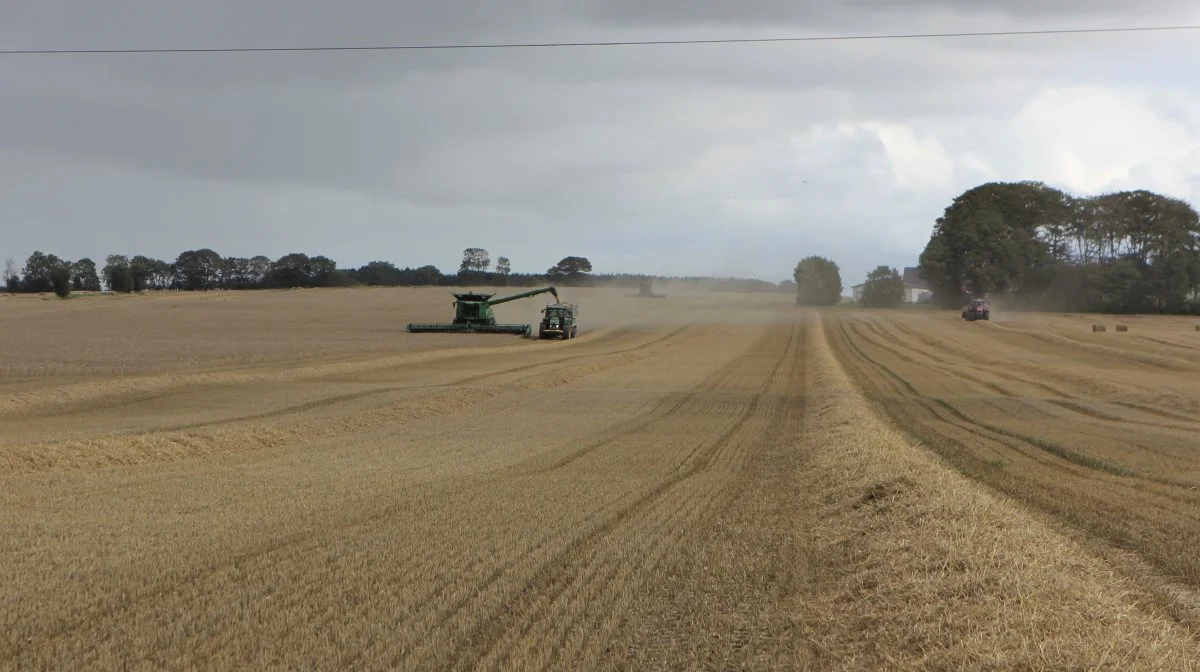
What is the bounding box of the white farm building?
[851,267,933,304]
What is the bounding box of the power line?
[1,23,1199,54]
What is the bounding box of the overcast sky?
[2,2,1199,286]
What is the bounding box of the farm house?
[850,266,933,304]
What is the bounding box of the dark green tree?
[793,255,842,306]
[355,261,404,286]
[222,257,254,289]
[103,255,134,292]
[265,253,309,288]
[918,181,1067,307]
[130,255,169,291]
[547,256,593,284]
[412,265,442,285]
[308,255,339,287]
[859,266,904,308]
[21,251,64,293]
[459,248,490,273]
[50,265,72,298]
[243,256,271,288]
[173,249,225,290]
[917,181,1200,313]
[70,258,102,291]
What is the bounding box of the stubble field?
[3,287,1200,670]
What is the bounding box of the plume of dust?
[481,281,795,337]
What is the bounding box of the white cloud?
[1004,86,1200,198]
[861,122,956,192]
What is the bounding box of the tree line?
[3,246,793,297]
[918,181,1200,314]
[791,181,1200,314]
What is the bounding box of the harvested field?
[3,288,1200,669]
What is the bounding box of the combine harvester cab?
[407,286,560,337]
[538,303,578,340]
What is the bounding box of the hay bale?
[1115,324,1128,332]
[1092,324,1106,332]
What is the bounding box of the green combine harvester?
[407,286,560,336]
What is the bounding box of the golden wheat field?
[3,286,1200,670]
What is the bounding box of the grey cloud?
[2,0,1198,285]
[577,0,1198,25]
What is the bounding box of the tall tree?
[412,265,442,285]
[130,255,169,291]
[919,181,1200,313]
[495,256,511,275]
[308,255,339,287]
[3,257,17,291]
[246,256,272,287]
[50,265,72,298]
[547,256,593,284]
[223,256,252,289]
[859,266,904,308]
[21,251,65,293]
[918,181,1066,307]
[71,258,102,291]
[264,253,313,288]
[793,255,842,306]
[355,261,403,286]
[173,249,225,290]
[103,255,134,292]
[460,248,490,273]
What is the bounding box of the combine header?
[407,286,560,336]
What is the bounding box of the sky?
[2,2,1199,288]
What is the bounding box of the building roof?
[902,266,929,289]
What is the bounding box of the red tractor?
[961,297,990,321]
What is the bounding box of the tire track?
[835,317,1197,484]
[2,321,742,662]
[877,316,1200,433]
[0,308,696,420]
[530,323,779,474]
[986,320,1198,372]
[216,319,789,670]
[544,316,808,669]
[1,320,707,473]
[1135,335,1200,353]
[822,311,1200,594]
[440,317,799,670]
[4,316,780,668]
[830,320,1085,478]
[887,318,1129,397]
[176,318,701,432]
[338,322,792,668]
[3,320,686,423]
